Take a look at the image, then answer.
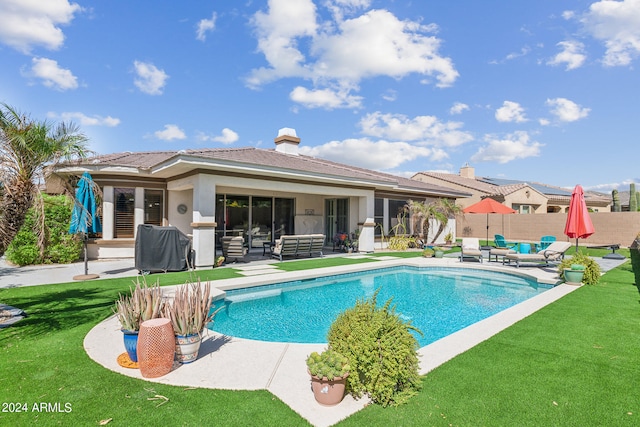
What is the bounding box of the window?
[144,189,164,226]
[374,198,384,236]
[114,188,135,238]
[513,204,531,214]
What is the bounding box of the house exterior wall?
[88,173,378,262]
[457,211,640,247]
[504,188,547,213]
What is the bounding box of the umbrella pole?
[84,233,88,276]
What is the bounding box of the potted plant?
[563,264,585,285]
[215,256,225,267]
[163,280,221,363]
[421,248,434,258]
[631,231,640,286]
[433,247,444,258]
[444,232,453,245]
[113,278,164,363]
[306,348,350,406]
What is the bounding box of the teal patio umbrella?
[69,172,102,280]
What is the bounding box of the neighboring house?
[412,164,611,214]
[51,128,469,267]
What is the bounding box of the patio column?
[191,174,217,267]
[358,194,375,252]
[102,185,114,240]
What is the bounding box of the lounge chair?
[459,237,483,263]
[503,241,571,268]
[488,247,517,262]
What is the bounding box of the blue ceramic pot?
[122,330,139,362]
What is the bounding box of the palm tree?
[0,103,89,257]
[430,198,463,244]
[405,199,434,243]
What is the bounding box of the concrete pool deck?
[78,255,603,427]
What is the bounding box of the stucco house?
[412,164,610,214]
[51,128,469,267]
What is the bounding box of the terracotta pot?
[308,371,349,406]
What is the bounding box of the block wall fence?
[455,212,640,247]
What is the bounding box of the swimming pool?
[209,266,551,347]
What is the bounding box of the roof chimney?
[274,127,300,155]
[460,163,475,179]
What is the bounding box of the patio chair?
[536,235,556,251]
[459,237,483,263]
[503,241,571,268]
[221,236,247,263]
[494,234,518,250]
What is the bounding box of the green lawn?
[1,254,638,426]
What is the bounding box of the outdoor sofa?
[271,234,326,261]
[503,241,572,268]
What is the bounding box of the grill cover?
[135,224,191,273]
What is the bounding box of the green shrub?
[327,290,422,406]
[6,195,82,266]
[388,236,417,251]
[558,252,601,285]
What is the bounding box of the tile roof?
[415,171,611,205]
[63,147,469,198]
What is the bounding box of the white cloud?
[547,40,587,70]
[325,0,371,21]
[581,0,640,66]
[495,101,527,123]
[381,89,397,102]
[359,111,473,148]
[154,124,186,141]
[133,60,168,95]
[538,118,551,126]
[213,128,239,144]
[0,0,82,53]
[28,57,78,90]
[299,138,447,170]
[196,12,217,41]
[546,97,590,122]
[247,1,458,105]
[289,86,362,109]
[471,131,543,164]
[449,102,469,115]
[49,111,120,127]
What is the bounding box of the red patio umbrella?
[564,184,595,252]
[463,198,516,247]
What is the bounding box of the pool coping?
[84,256,571,427]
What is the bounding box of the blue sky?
[1,0,638,193]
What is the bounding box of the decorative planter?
[175,333,202,363]
[122,329,139,363]
[309,372,349,406]
[138,318,175,378]
[434,251,444,258]
[564,268,585,285]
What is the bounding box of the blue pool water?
[209,266,551,347]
